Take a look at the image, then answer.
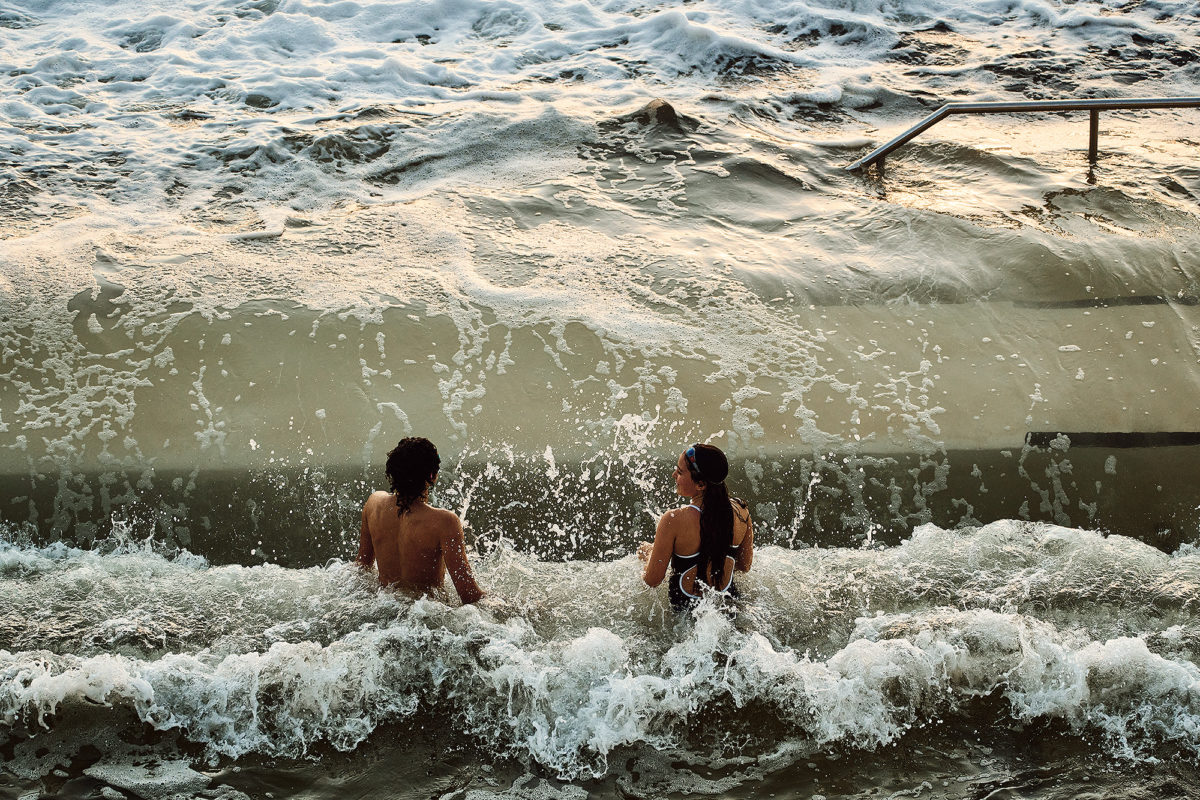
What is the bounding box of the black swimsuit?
[666,503,746,612]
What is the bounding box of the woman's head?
[674,443,729,497]
[385,437,440,515]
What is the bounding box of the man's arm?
[440,513,485,604]
[357,503,375,569]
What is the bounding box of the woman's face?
[673,452,702,497]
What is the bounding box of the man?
[357,437,485,604]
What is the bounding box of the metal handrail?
[846,97,1200,172]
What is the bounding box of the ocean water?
[3,0,1200,797]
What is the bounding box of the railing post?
[1089,109,1100,163]
[847,97,1199,172]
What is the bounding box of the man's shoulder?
[426,506,462,529]
[364,491,392,510]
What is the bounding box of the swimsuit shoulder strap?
[672,505,703,562]
[731,497,751,525]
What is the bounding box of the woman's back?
[671,498,753,598]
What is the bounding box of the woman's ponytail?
[697,482,733,588]
[690,443,733,590]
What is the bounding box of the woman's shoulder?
[661,504,698,522]
[658,504,699,531]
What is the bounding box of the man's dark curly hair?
[385,437,441,516]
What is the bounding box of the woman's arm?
[734,514,753,573]
[641,511,676,588]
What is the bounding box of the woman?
[638,443,753,610]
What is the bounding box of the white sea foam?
[3,521,1200,778]
[4,594,1199,777]
[2,0,1196,224]
[82,760,211,800]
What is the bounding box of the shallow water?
[3,0,1200,796]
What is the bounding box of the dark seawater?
[3,0,1200,796]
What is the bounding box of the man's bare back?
[357,491,485,604]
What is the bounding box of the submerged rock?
[607,98,699,134]
[630,98,679,127]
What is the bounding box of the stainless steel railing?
[846,97,1200,172]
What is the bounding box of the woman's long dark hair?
[690,444,733,589]
[385,437,440,516]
